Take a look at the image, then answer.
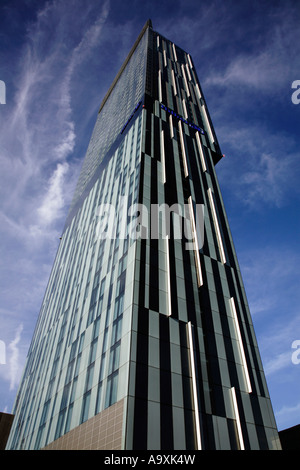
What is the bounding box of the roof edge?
[98,20,152,114]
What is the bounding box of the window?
[80,391,91,424]
[65,403,73,434]
[105,371,118,409]
[112,317,122,344]
[54,409,66,440]
[108,343,121,375]
[89,340,98,364]
[85,363,95,392]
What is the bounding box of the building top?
[66,18,223,229]
[98,19,153,114]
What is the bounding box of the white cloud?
[276,401,300,430]
[0,1,112,410]
[264,351,292,377]
[240,247,300,315]
[277,402,300,419]
[0,0,110,225]
[36,162,70,226]
[0,0,112,244]
[215,122,300,209]
[203,3,300,94]
[239,246,300,429]
[237,152,288,208]
[53,123,76,161]
[238,246,300,411]
[199,3,300,213]
[206,51,288,92]
[8,324,23,391]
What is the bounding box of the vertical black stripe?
[186,132,204,204]
[198,280,226,417]
[159,315,173,449]
[153,115,161,161]
[145,111,152,156]
[168,235,178,319]
[211,260,239,389]
[133,157,149,448]
[133,305,149,449]
[149,158,159,312]
[181,243,197,325]
[179,322,196,450]
[225,266,259,395]
[163,119,179,318]
[132,397,148,449]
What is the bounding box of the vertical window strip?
[187,322,202,450]
[207,188,226,264]
[187,53,193,70]
[196,83,202,100]
[231,387,245,450]
[166,236,172,316]
[188,196,203,287]
[195,132,207,172]
[202,105,214,144]
[172,43,178,62]
[181,64,190,97]
[158,70,162,103]
[171,69,177,96]
[185,63,192,82]
[161,129,166,184]
[157,35,160,49]
[169,114,174,139]
[178,121,189,178]
[182,99,188,119]
[229,297,252,394]
[163,49,167,67]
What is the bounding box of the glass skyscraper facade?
[7,20,281,450]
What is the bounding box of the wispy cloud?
[239,246,300,398]
[259,316,300,377]
[276,402,300,427]
[264,351,293,377]
[215,122,300,209]
[203,2,300,94]
[185,2,300,212]
[8,324,23,391]
[0,0,112,307]
[239,150,300,209]
[239,245,300,429]
[206,49,290,92]
[240,247,300,316]
[0,0,110,236]
[36,161,70,227]
[0,0,111,410]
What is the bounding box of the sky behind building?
[0,0,299,433]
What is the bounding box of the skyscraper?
[7,20,281,450]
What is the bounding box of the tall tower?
[7,20,281,450]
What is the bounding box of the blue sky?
[0,0,299,433]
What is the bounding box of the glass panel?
[80,391,91,424]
